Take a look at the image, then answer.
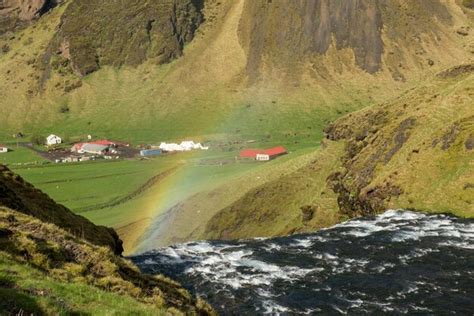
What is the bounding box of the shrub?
[30,134,44,146]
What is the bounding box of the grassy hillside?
[0,206,214,315]
[197,65,474,241]
[1,0,472,143]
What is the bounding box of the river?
[132,210,474,315]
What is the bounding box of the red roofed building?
[71,140,118,153]
[240,149,265,159]
[240,146,287,161]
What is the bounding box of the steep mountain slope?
[0,0,472,141]
[201,65,474,240]
[0,164,123,254]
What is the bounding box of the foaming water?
[132,210,474,315]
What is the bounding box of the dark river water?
[132,210,474,315]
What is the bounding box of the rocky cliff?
[0,0,61,33]
[45,0,203,76]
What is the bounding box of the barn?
[80,144,109,155]
[240,146,287,161]
[71,139,121,153]
[240,149,265,159]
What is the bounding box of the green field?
[2,142,316,253]
[0,146,48,165]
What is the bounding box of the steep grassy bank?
[0,207,214,315]
[0,167,215,314]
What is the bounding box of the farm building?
[140,149,162,157]
[0,145,9,153]
[71,140,122,153]
[240,146,287,161]
[46,134,62,146]
[79,144,109,155]
[159,141,208,152]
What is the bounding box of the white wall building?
[46,134,62,146]
[159,141,209,152]
[0,146,8,153]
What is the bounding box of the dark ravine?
[133,210,474,315]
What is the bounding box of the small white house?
[46,134,62,146]
[0,146,8,153]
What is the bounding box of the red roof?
[264,146,287,157]
[240,146,287,158]
[90,140,116,146]
[72,139,126,151]
[240,149,265,158]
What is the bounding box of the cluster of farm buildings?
[2,133,289,163]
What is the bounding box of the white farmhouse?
[46,134,62,146]
[0,146,8,153]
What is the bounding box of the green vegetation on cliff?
[0,206,214,315]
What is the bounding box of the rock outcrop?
[0,0,59,32]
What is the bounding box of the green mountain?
[1,0,472,142]
[0,0,473,250]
